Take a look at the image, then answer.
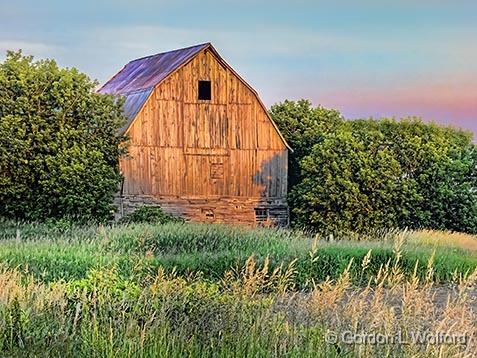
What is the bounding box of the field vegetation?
[1,220,477,357]
[2,220,477,286]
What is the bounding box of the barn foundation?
[115,194,289,227]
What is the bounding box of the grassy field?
[1,220,477,356]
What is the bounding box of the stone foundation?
[114,194,289,227]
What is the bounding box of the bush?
[269,99,344,189]
[291,128,407,234]
[350,118,477,233]
[0,51,127,222]
[270,100,477,234]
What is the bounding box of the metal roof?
[118,88,153,133]
[98,43,209,128]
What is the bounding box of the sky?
[1,0,476,138]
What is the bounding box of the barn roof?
[99,43,208,95]
[99,43,292,150]
[98,43,209,129]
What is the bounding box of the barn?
[99,43,290,226]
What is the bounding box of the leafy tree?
[271,100,477,234]
[0,51,127,222]
[269,99,344,189]
[291,126,415,234]
[350,118,477,232]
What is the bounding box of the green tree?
[350,118,477,232]
[272,99,477,234]
[0,51,127,222]
[269,99,344,189]
[415,147,477,233]
[291,126,414,234]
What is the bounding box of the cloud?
[0,40,56,57]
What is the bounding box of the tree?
[350,118,477,232]
[291,126,415,234]
[0,51,127,222]
[271,100,477,235]
[269,99,344,189]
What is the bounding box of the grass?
[0,252,476,357]
[1,219,477,356]
[1,221,477,285]
[407,229,477,252]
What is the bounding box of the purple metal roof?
[98,43,209,129]
[118,88,153,132]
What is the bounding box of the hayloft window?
[198,80,211,100]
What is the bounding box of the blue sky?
[1,0,476,136]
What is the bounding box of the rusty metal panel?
[99,43,209,130]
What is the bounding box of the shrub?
[0,51,127,222]
[66,267,141,301]
[271,100,477,234]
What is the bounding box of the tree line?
[270,100,477,234]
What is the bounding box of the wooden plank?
[229,103,255,149]
[184,104,228,149]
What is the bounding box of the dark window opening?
[254,208,269,223]
[198,80,211,100]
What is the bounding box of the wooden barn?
[99,43,290,226]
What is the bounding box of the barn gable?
[98,43,208,132]
[99,43,291,151]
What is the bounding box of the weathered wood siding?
[120,48,288,225]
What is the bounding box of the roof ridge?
[127,42,210,64]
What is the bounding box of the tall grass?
[0,253,476,357]
[1,220,477,356]
[1,221,477,285]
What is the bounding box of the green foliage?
[349,118,477,233]
[66,267,141,300]
[106,222,301,255]
[0,266,328,358]
[119,206,183,225]
[269,99,344,188]
[0,240,108,282]
[291,128,407,233]
[1,222,477,356]
[0,51,127,222]
[1,221,477,355]
[270,100,477,234]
